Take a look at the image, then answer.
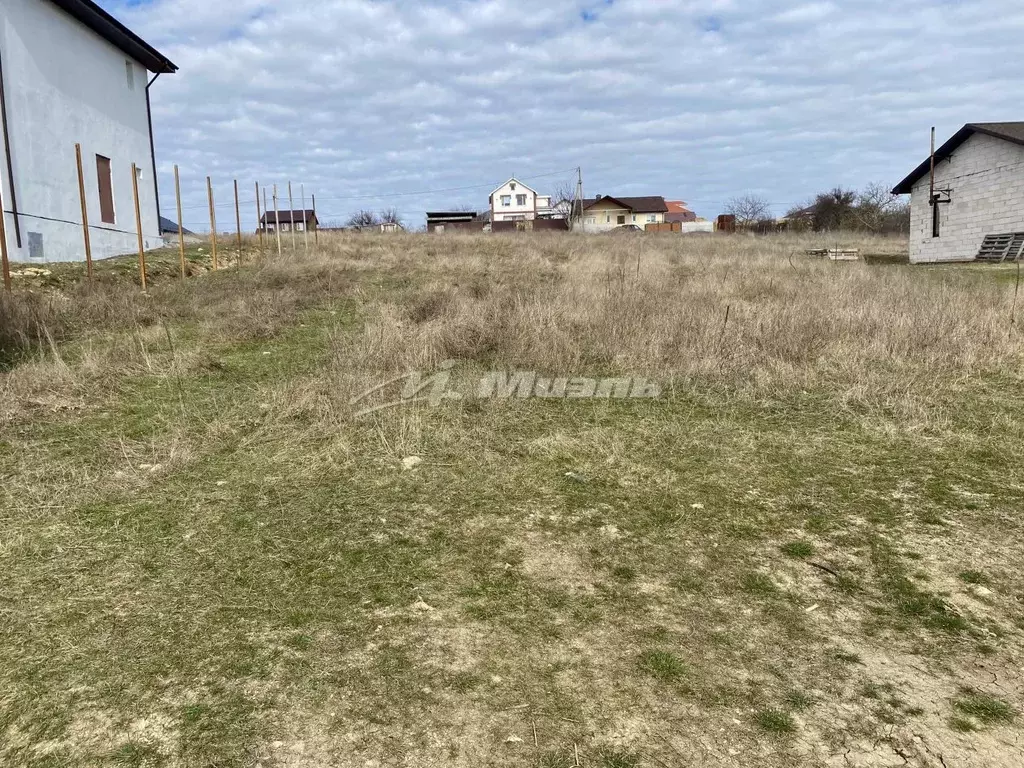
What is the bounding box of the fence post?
[0,181,10,293]
[312,193,318,248]
[255,181,264,252]
[207,176,218,270]
[234,179,243,265]
[174,165,185,279]
[273,184,282,258]
[301,184,309,254]
[74,144,94,281]
[131,162,147,292]
[287,181,297,252]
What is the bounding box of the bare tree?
[346,210,379,228]
[552,181,579,225]
[854,182,909,233]
[725,194,772,226]
[379,208,403,225]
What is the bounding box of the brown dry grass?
[1,231,1023,768]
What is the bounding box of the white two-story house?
[1,0,177,262]
[489,177,553,222]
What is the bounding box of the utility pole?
[574,166,584,231]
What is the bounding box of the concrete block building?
[0,0,177,262]
[893,123,1024,263]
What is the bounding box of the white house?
[892,123,1024,263]
[581,196,668,233]
[0,0,177,263]
[488,178,553,222]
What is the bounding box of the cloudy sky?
[98,0,1024,230]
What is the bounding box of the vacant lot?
[1,233,1022,767]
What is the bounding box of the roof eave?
[48,0,177,74]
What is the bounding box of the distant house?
[260,210,318,233]
[379,221,404,233]
[581,196,668,232]
[665,201,697,223]
[893,122,1024,263]
[2,0,177,262]
[489,178,554,222]
[159,216,195,236]
[426,211,483,233]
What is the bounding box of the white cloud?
[97,0,1024,228]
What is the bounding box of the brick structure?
[893,123,1024,263]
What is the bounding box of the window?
[96,155,115,224]
[516,194,527,206]
[510,183,517,191]
[126,60,135,90]
[500,195,512,206]
[617,214,626,225]
[931,198,940,238]
[647,214,657,223]
[632,215,637,222]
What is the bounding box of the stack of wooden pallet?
[806,249,860,261]
[976,233,1024,262]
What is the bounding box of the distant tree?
[725,194,772,226]
[346,210,380,228]
[854,182,910,234]
[811,187,858,231]
[552,181,579,226]
[379,208,403,225]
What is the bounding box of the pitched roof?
[892,123,1024,194]
[48,0,177,74]
[665,200,692,214]
[159,216,195,235]
[490,177,538,197]
[260,209,316,225]
[583,196,668,213]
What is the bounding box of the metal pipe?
[0,40,22,248]
[146,72,162,233]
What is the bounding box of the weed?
[755,708,797,735]
[637,650,686,682]
[781,541,815,559]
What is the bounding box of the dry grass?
[1,231,1023,767]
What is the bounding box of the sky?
[97,0,1024,231]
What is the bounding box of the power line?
[2,209,147,238]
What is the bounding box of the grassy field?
[1,232,1023,767]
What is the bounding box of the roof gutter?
[146,72,161,231]
[0,39,21,248]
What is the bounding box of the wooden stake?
[288,181,297,252]
[301,184,309,254]
[131,162,147,292]
[174,165,185,279]
[312,193,318,248]
[0,180,10,293]
[207,176,218,270]
[234,178,243,264]
[273,184,282,258]
[255,181,264,252]
[75,143,93,280]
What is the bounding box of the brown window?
[617,214,626,225]
[96,155,114,224]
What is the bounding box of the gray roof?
[48,0,177,74]
[892,123,1024,194]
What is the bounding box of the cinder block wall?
[909,133,1024,263]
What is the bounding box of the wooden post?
[301,184,309,254]
[131,162,147,292]
[234,179,243,264]
[287,181,297,252]
[207,176,218,270]
[263,187,270,255]
[312,193,318,248]
[174,165,185,279]
[0,181,10,293]
[273,184,282,258]
[75,143,93,280]
[255,181,264,252]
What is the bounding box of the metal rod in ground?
[207,176,218,270]
[273,184,282,258]
[75,143,93,280]
[263,187,270,255]
[255,181,264,252]
[312,193,318,248]
[301,183,309,254]
[0,180,10,293]
[131,162,147,292]
[174,165,185,279]
[287,181,296,252]
[234,179,243,264]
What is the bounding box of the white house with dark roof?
[489,178,553,222]
[0,0,177,262]
[892,123,1024,263]
[581,196,668,232]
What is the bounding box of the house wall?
[490,180,537,222]
[581,200,665,232]
[908,132,1024,263]
[1,0,162,262]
